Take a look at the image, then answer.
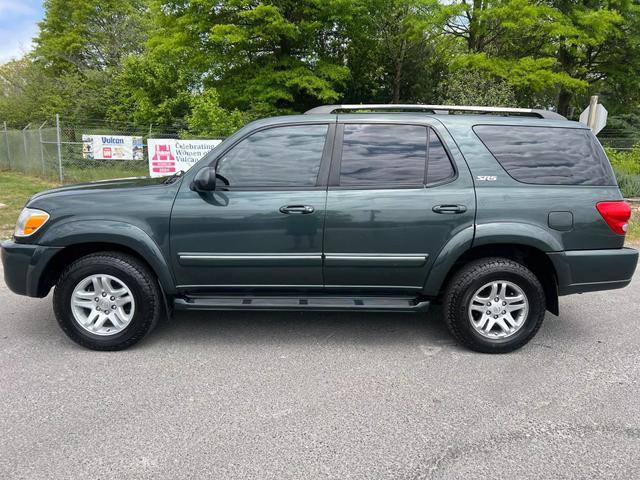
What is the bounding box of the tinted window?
[473,125,616,186]
[217,124,328,187]
[427,128,455,185]
[340,124,426,185]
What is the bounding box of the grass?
[64,163,148,183]
[0,171,58,239]
[628,205,640,244]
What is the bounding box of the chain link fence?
[598,128,640,151]
[1,116,192,184]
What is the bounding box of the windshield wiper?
[163,170,185,185]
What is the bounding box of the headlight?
[14,208,50,237]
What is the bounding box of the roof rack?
[304,104,566,120]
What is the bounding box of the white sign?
[82,135,143,160]
[579,103,608,134]
[148,139,222,177]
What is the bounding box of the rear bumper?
[1,240,62,297]
[548,247,638,295]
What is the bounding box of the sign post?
[579,96,608,134]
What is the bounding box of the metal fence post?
[3,121,10,168]
[38,120,47,175]
[55,114,64,183]
[22,123,31,172]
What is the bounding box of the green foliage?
[185,89,248,138]
[607,146,640,175]
[1,0,640,127]
[439,68,517,107]
[615,171,640,198]
[106,53,192,127]
[35,0,146,72]
[607,146,640,198]
[0,58,114,125]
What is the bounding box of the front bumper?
[548,247,639,295]
[1,240,63,297]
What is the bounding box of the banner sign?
[148,139,222,177]
[82,135,143,161]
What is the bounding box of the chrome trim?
[177,284,323,289]
[325,285,422,290]
[177,284,421,289]
[324,253,428,268]
[179,254,321,261]
[325,254,428,262]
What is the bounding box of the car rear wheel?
[53,252,162,350]
[443,257,546,353]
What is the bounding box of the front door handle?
[432,204,467,214]
[279,205,315,214]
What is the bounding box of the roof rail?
[304,104,566,120]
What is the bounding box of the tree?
[135,0,351,117]
[443,0,584,109]
[550,0,640,116]
[442,0,640,115]
[35,0,146,72]
[185,89,248,137]
[0,58,114,125]
[344,0,446,104]
[439,67,517,106]
[2,0,640,128]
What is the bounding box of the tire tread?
[443,257,546,353]
[53,251,161,351]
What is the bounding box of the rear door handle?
[279,205,315,214]
[432,204,467,214]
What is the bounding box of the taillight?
[596,201,631,235]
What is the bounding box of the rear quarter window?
[473,125,616,186]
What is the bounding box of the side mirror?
[191,166,217,192]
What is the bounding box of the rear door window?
[339,124,426,186]
[473,125,616,186]
[427,128,455,185]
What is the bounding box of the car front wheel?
[53,252,162,350]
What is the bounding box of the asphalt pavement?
[1,261,639,479]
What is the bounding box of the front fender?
[38,220,176,294]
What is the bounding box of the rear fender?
[473,223,563,252]
[422,226,474,296]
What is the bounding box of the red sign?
[102,147,112,159]
[152,144,175,161]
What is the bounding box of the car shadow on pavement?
[6,294,569,352]
[142,307,459,349]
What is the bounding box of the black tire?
[443,257,546,353]
[53,252,162,351]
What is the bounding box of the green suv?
[1,104,637,353]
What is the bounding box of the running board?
[174,295,430,312]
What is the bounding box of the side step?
[174,295,430,312]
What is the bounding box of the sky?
[0,0,44,63]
